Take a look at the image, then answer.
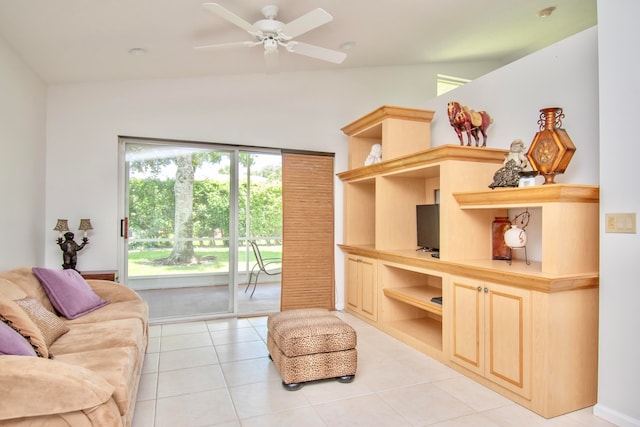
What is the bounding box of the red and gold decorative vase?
[492,217,512,260]
[526,107,576,184]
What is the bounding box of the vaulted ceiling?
[0,0,597,84]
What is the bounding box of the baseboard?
[594,403,640,427]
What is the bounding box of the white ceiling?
[0,0,597,84]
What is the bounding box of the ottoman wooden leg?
[281,374,355,391]
[337,375,355,383]
[282,381,304,391]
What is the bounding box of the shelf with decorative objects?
[338,104,600,418]
[453,184,599,277]
[340,105,435,170]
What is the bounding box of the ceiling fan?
[195,3,347,70]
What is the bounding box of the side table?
[81,270,119,282]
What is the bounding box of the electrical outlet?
[605,213,637,233]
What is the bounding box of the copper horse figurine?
[447,101,492,147]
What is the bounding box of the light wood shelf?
[338,245,599,293]
[341,105,435,136]
[454,184,599,208]
[337,144,506,182]
[383,286,442,316]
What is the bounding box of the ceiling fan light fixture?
[537,6,556,18]
[264,38,278,52]
[255,18,284,34]
[198,3,347,69]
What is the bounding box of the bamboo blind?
[281,152,335,311]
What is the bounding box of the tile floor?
[132,312,615,427]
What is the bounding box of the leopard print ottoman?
[267,308,357,390]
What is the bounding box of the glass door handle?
[120,217,128,239]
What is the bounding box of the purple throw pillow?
[32,268,109,320]
[0,321,37,356]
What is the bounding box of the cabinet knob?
[477,286,482,292]
[484,287,489,293]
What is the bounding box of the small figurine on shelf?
[364,143,382,166]
[57,232,88,272]
[488,139,532,189]
[488,159,521,189]
[447,101,493,147]
[503,139,528,169]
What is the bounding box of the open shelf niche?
[341,105,434,169]
[453,184,599,275]
[379,262,444,360]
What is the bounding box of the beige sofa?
[0,267,148,426]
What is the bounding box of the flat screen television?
[416,204,440,252]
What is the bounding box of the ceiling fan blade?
[278,8,333,40]
[202,3,262,37]
[286,41,346,64]
[194,41,260,50]
[264,49,279,74]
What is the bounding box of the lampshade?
[53,219,69,232]
[78,219,93,231]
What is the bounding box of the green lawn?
[127,246,282,276]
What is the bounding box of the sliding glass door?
[238,151,282,315]
[119,138,282,322]
[121,139,237,321]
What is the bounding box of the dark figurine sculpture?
[489,159,522,189]
[57,231,88,271]
[489,139,532,189]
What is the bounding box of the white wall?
[0,36,47,270]
[44,60,500,309]
[595,1,640,425]
[420,28,599,186]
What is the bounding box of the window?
[437,74,470,96]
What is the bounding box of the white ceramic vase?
[504,225,527,248]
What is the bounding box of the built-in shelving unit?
[338,105,600,419]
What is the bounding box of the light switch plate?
[605,213,637,233]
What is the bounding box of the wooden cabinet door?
[484,282,531,399]
[450,276,484,376]
[450,276,532,399]
[359,256,377,321]
[344,254,377,321]
[345,255,361,312]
